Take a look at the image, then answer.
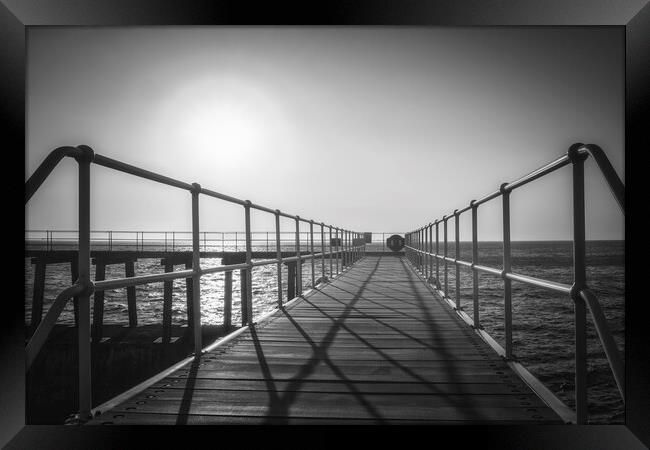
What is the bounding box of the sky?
[25,27,624,241]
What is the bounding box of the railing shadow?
[250,257,387,424]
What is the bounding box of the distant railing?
[404,143,625,425]
[25,229,357,253]
[24,145,366,422]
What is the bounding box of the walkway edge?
[403,258,576,424]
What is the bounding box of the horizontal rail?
[505,272,572,295]
[93,154,194,191]
[90,249,362,292]
[29,147,358,231]
[405,245,573,294]
[94,269,195,291]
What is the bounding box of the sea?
[24,239,624,424]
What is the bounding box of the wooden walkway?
[89,256,563,425]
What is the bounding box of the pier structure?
[24,143,625,425]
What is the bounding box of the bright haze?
[26,27,624,241]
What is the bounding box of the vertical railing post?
[435,221,439,286]
[354,232,358,262]
[454,209,461,311]
[310,220,315,287]
[335,228,340,274]
[342,230,347,269]
[471,200,480,329]
[320,223,326,281]
[416,229,420,270]
[295,217,302,296]
[428,224,433,281]
[501,184,513,360]
[568,144,588,424]
[244,201,253,326]
[328,225,333,277]
[423,228,426,273]
[443,216,448,298]
[190,183,202,354]
[423,227,427,275]
[74,145,93,421]
[275,210,283,307]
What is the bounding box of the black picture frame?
[3,1,648,448]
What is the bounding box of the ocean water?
[24,240,624,424]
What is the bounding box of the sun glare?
[151,75,289,169]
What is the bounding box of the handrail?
[25,146,87,204]
[578,144,625,213]
[25,144,367,421]
[404,143,625,425]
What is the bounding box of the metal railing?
[24,145,366,422]
[25,229,355,253]
[404,143,625,425]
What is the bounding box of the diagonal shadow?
[303,288,430,322]
[176,356,201,425]
[398,256,488,420]
[300,293,443,350]
[247,256,386,424]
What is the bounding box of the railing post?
[295,217,302,296]
[74,145,93,421]
[568,145,588,424]
[328,225,333,277]
[501,184,513,360]
[335,228,340,274]
[244,201,253,326]
[423,228,426,272]
[428,224,433,281]
[320,223,326,281]
[435,221,439,285]
[418,228,422,272]
[310,220,315,287]
[471,200,480,328]
[275,210,283,307]
[191,183,202,354]
[342,230,347,269]
[454,210,461,310]
[443,216,448,298]
[423,227,427,275]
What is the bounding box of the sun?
[152,75,288,169]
